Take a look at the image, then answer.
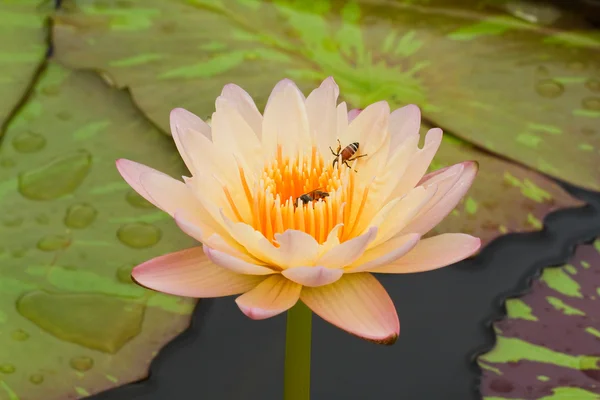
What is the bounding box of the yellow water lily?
[117,77,480,344]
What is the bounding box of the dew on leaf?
[64,203,97,229]
[586,79,600,93]
[12,130,46,153]
[11,329,29,341]
[0,364,16,374]
[2,215,23,227]
[582,97,600,111]
[37,234,71,252]
[69,356,94,372]
[29,374,44,384]
[535,80,564,98]
[18,150,92,200]
[117,223,161,248]
[125,190,154,209]
[16,291,145,354]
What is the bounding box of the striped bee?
[330,139,367,171]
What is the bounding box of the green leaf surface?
[479,239,600,399]
[0,0,48,130]
[0,62,196,400]
[425,124,582,244]
[52,0,600,190]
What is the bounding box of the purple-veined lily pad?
[425,124,583,245]
[52,0,600,189]
[0,62,196,400]
[478,239,600,399]
[0,0,48,129]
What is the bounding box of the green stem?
[284,301,312,400]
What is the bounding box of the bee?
[330,139,367,171]
[295,188,329,206]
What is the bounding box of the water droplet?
[535,65,549,77]
[116,265,134,283]
[16,291,145,354]
[582,97,600,111]
[11,329,29,341]
[18,150,92,200]
[64,203,97,229]
[12,131,46,153]
[586,78,600,93]
[2,215,23,227]
[35,214,50,225]
[0,157,15,168]
[41,85,60,96]
[0,364,15,374]
[29,374,44,384]
[70,356,94,372]
[37,234,70,252]
[11,247,27,258]
[117,223,161,248]
[535,79,564,98]
[56,110,71,120]
[125,190,154,209]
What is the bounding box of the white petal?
[305,77,339,159]
[282,266,344,287]
[347,233,421,273]
[203,246,276,275]
[220,83,262,138]
[317,227,378,269]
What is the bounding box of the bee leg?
[348,154,368,162]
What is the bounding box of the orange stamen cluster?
[245,146,353,244]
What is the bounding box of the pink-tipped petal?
[301,273,399,344]
[220,83,262,138]
[235,275,301,320]
[317,227,378,269]
[370,233,481,274]
[282,266,344,287]
[402,161,479,235]
[139,171,199,217]
[347,233,421,273]
[170,107,211,139]
[115,159,163,208]
[132,247,264,298]
[389,104,421,154]
[347,108,362,122]
[204,246,276,276]
[170,108,212,174]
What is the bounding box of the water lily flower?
[116,77,480,345]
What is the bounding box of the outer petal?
[401,162,478,235]
[170,108,212,175]
[388,104,420,156]
[220,83,262,138]
[170,107,212,140]
[305,77,339,158]
[389,128,443,199]
[203,246,276,276]
[282,266,344,287]
[317,227,378,269]
[235,275,301,320]
[347,233,420,273]
[301,273,399,344]
[341,101,390,159]
[262,79,310,158]
[115,159,162,209]
[370,234,481,274]
[132,247,264,298]
[347,108,362,122]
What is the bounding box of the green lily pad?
[0,0,48,130]
[478,239,600,399]
[0,62,196,399]
[426,124,583,245]
[52,0,600,190]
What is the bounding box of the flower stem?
[284,301,312,400]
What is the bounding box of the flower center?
[245,146,355,244]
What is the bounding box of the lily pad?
[52,0,600,189]
[0,0,48,130]
[426,124,583,245]
[0,62,196,400]
[478,239,600,399]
